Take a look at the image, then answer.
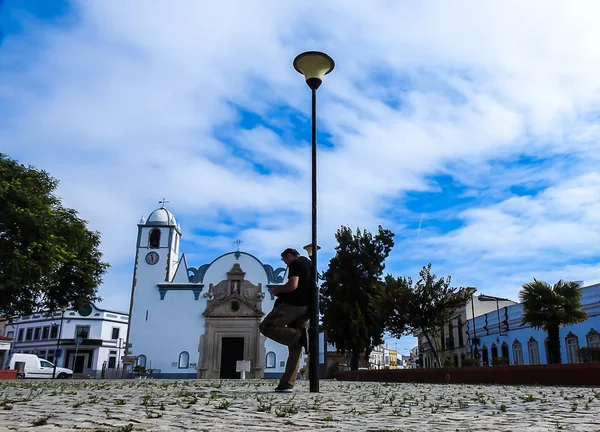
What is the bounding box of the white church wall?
[133,290,205,375]
[128,205,316,380]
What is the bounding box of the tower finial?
[158,198,169,208]
[234,238,243,260]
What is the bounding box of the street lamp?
[303,243,321,258]
[465,287,478,358]
[52,305,67,379]
[293,50,335,393]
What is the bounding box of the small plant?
[111,425,134,432]
[216,399,232,410]
[520,394,536,402]
[32,415,52,426]
[275,402,299,417]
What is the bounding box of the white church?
[125,204,312,379]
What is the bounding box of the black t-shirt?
[278,256,312,306]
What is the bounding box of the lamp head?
[303,243,321,258]
[293,51,335,90]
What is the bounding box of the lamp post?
[52,305,67,379]
[294,50,335,393]
[478,294,505,336]
[466,287,478,358]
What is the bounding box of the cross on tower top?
[233,238,243,260]
[158,198,169,208]
[234,238,243,251]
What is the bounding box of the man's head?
[280,248,300,266]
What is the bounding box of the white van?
[7,354,73,379]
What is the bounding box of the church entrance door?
[220,337,244,379]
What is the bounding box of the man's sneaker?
[299,327,309,354]
[274,385,293,393]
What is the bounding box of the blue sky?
[4,0,600,355]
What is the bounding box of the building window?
[111,328,120,340]
[178,351,190,369]
[18,329,24,341]
[587,330,600,348]
[47,350,56,364]
[149,229,161,249]
[137,354,147,368]
[279,361,286,368]
[34,328,41,340]
[528,338,540,365]
[501,342,509,359]
[25,328,33,341]
[491,343,498,360]
[42,326,50,340]
[266,352,276,368]
[75,325,90,339]
[481,345,489,365]
[512,340,524,365]
[566,335,580,364]
[457,317,464,347]
[108,356,117,369]
[50,325,58,339]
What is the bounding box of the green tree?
[385,264,472,367]
[319,225,395,370]
[519,279,588,364]
[0,153,108,317]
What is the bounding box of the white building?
[126,204,310,379]
[415,290,517,368]
[4,303,129,376]
[369,345,385,369]
[0,336,11,367]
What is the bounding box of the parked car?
[7,354,73,379]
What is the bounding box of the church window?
[137,354,147,368]
[266,352,276,368]
[149,229,161,249]
[178,351,190,369]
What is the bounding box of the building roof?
[145,207,177,226]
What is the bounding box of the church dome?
[146,207,177,226]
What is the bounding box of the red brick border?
[333,363,600,386]
[0,370,18,380]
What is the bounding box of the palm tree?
[519,279,588,364]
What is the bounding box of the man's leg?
[278,315,310,390]
[259,303,308,347]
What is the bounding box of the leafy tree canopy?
[0,153,108,317]
[385,263,472,365]
[319,225,395,368]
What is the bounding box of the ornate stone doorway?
[197,263,266,379]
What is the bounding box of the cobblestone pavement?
[0,379,598,431]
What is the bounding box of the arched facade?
[127,205,298,379]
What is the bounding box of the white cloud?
[2,0,600,323]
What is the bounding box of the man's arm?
[270,261,300,295]
[272,276,299,294]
